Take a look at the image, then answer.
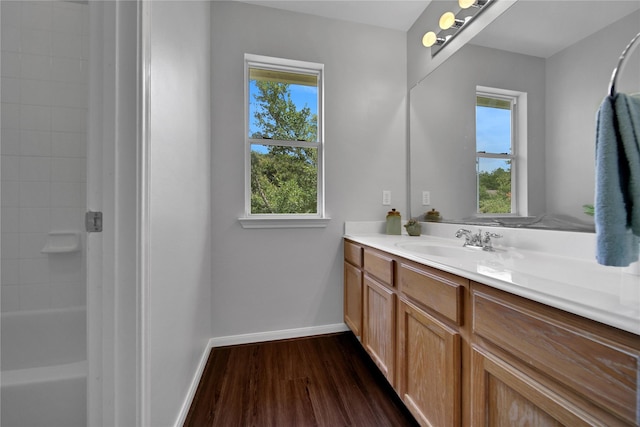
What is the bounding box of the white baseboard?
[209,322,350,348]
[174,323,350,426]
[173,337,214,427]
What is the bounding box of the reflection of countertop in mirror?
[344,221,640,335]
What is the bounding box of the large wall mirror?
[409,0,640,231]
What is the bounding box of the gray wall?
[148,2,212,425]
[211,1,407,338]
[545,11,640,216]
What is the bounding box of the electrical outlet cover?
[422,191,431,205]
[383,190,391,205]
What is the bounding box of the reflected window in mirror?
[475,88,525,215]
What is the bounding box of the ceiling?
[231,1,640,57]
[471,1,640,58]
[232,0,432,31]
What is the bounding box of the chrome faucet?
[455,228,502,251]
[455,229,476,246]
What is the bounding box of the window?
[241,54,327,228]
[475,87,525,215]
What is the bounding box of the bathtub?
[1,307,87,427]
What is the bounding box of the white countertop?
[344,222,640,336]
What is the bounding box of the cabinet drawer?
[344,240,362,267]
[398,263,464,325]
[472,284,640,425]
[363,249,394,286]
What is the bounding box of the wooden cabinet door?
[363,274,395,386]
[397,298,461,427]
[344,261,363,338]
[471,283,640,425]
[471,346,612,427]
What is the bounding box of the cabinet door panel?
[472,286,640,424]
[344,262,362,338]
[471,347,610,427]
[363,275,395,386]
[398,298,461,427]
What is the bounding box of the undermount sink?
[394,239,631,297]
[395,240,499,261]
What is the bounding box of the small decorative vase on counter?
[404,220,421,236]
[425,208,442,222]
[386,209,401,235]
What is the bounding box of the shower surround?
[1,2,88,426]
[1,0,87,312]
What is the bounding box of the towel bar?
[609,31,640,97]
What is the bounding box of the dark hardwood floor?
[184,332,419,426]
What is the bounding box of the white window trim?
[239,54,329,229]
[475,86,528,218]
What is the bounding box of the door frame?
[87,1,146,426]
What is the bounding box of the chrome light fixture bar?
[422,0,494,55]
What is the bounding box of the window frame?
[240,54,329,229]
[475,86,527,217]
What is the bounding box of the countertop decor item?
[425,208,442,222]
[583,204,595,216]
[386,209,401,235]
[404,218,422,236]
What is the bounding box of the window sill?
[238,216,331,229]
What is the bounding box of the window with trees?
[475,90,518,215]
[242,54,325,226]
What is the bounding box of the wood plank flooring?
[184,332,419,426]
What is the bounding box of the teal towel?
[595,93,640,266]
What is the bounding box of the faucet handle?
[455,228,471,237]
[481,231,502,251]
[455,229,473,246]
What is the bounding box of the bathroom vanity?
[343,223,640,426]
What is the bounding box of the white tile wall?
[1,1,88,312]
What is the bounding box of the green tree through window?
[478,164,511,213]
[476,93,515,214]
[244,55,324,221]
[250,79,319,214]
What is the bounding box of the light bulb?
[439,12,456,30]
[459,0,487,8]
[459,0,476,9]
[422,32,437,48]
[422,32,450,48]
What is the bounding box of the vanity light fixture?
[458,0,488,9]
[422,31,450,48]
[422,0,493,56]
[439,11,469,30]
